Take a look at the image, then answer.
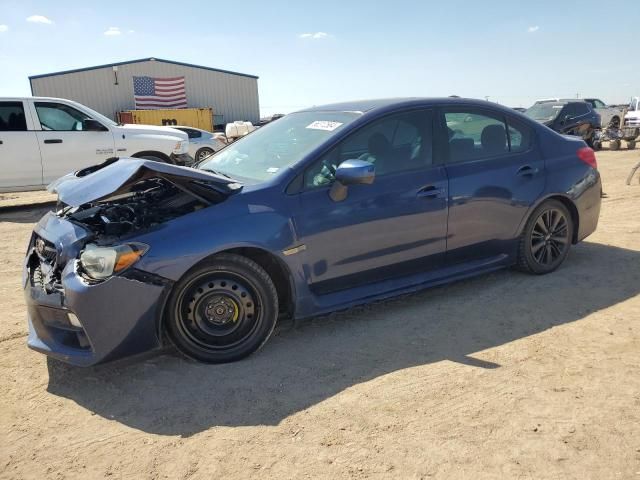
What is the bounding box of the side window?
[34,102,91,131]
[593,99,605,108]
[303,110,433,188]
[0,102,27,131]
[445,110,507,163]
[188,129,202,139]
[507,118,533,152]
[574,103,590,116]
[561,104,576,120]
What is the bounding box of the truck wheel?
[609,139,621,151]
[627,140,636,150]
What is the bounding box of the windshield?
[525,103,564,122]
[197,111,360,183]
[76,103,118,127]
[629,99,638,112]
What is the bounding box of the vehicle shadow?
[46,241,640,436]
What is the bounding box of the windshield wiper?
[199,168,236,180]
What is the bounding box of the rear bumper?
[574,170,602,242]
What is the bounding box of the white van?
[0,97,191,192]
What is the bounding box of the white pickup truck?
[624,97,640,127]
[0,97,191,192]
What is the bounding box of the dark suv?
[525,100,601,146]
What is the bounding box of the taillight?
[577,147,597,169]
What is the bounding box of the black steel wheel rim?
[176,272,262,351]
[530,208,569,266]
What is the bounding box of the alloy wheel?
[530,208,569,266]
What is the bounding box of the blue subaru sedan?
[24,98,602,366]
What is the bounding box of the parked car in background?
[582,98,624,128]
[24,97,602,367]
[173,126,226,162]
[258,113,285,126]
[624,97,640,127]
[0,97,191,192]
[525,99,601,146]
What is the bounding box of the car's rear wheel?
[166,254,278,363]
[195,147,214,162]
[517,200,573,274]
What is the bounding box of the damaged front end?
[24,157,241,365]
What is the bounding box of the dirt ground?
[1,148,639,480]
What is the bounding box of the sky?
[1,0,639,116]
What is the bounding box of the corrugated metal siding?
[30,59,259,124]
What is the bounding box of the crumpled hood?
[48,157,241,207]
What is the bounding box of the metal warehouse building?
[29,57,260,124]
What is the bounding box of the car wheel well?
[220,248,294,318]
[547,195,579,243]
[132,151,172,163]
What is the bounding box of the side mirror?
[82,119,107,132]
[329,159,375,202]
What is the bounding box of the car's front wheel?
[165,254,278,363]
[517,200,573,274]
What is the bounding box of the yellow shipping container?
[118,108,214,132]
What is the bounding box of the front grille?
[34,234,57,265]
[29,234,63,294]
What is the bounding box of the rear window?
[0,102,27,131]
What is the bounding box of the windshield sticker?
[306,121,344,131]
[267,167,279,174]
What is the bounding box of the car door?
[442,107,544,265]
[293,109,448,295]
[32,101,115,184]
[0,100,43,190]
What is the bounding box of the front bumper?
[24,213,172,366]
[170,152,194,167]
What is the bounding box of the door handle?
[44,139,63,144]
[516,165,538,177]
[417,185,445,198]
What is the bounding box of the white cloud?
[299,31,330,39]
[127,30,135,34]
[104,26,121,36]
[0,25,8,33]
[527,26,539,33]
[26,15,53,24]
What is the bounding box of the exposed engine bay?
[63,177,208,237]
[27,158,241,294]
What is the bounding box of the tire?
[627,140,636,150]
[165,253,278,363]
[517,200,573,275]
[195,147,215,162]
[592,141,602,151]
[609,139,621,151]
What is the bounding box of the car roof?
[298,97,512,114]
[0,96,79,102]
[174,125,210,132]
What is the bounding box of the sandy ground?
[1,149,639,479]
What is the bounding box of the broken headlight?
[79,243,149,280]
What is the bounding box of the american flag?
[133,76,188,109]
